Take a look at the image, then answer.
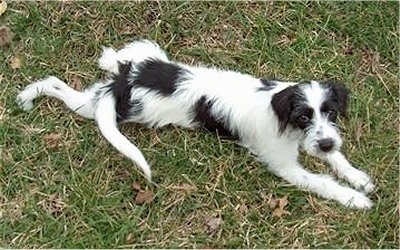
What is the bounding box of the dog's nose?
[318,138,334,152]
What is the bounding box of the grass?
[0,1,398,248]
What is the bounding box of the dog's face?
[271,80,349,156]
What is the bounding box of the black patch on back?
[134,59,188,96]
[104,62,143,122]
[258,78,277,91]
[193,96,235,138]
[271,84,308,133]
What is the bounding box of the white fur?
[16,39,375,209]
[95,94,152,180]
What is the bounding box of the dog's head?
[271,80,349,156]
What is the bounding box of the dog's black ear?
[323,79,350,116]
[271,85,298,133]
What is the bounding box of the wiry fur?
[16,39,375,209]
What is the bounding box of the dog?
[16,39,374,209]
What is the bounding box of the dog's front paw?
[348,169,375,194]
[339,188,373,210]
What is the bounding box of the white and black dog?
[16,40,374,209]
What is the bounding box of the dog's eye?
[298,115,310,123]
[326,109,337,119]
[327,109,336,114]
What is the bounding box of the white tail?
[94,94,152,180]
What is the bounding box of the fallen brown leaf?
[0,26,13,47]
[272,196,291,218]
[205,216,223,234]
[43,133,63,149]
[10,56,22,69]
[278,196,289,208]
[134,189,154,205]
[132,182,142,191]
[0,1,7,16]
[264,193,278,209]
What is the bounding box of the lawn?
[0,1,398,248]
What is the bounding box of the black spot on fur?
[271,84,307,133]
[258,78,277,91]
[193,96,235,138]
[105,62,142,122]
[134,59,189,96]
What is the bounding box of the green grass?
[1,1,398,248]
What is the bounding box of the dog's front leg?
[324,151,375,193]
[266,157,373,209]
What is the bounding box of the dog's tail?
[94,94,152,180]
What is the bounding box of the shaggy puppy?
[16,40,374,209]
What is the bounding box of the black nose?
[318,138,334,152]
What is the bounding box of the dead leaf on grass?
[272,196,291,218]
[0,26,13,47]
[10,55,22,69]
[205,216,223,234]
[170,183,197,192]
[43,133,63,149]
[0,1,7,16]
[134,189,154,205]
[132,182,142,191]
[264,193,278,209]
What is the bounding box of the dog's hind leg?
[16,76,99,119]
[98,40,169,75]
